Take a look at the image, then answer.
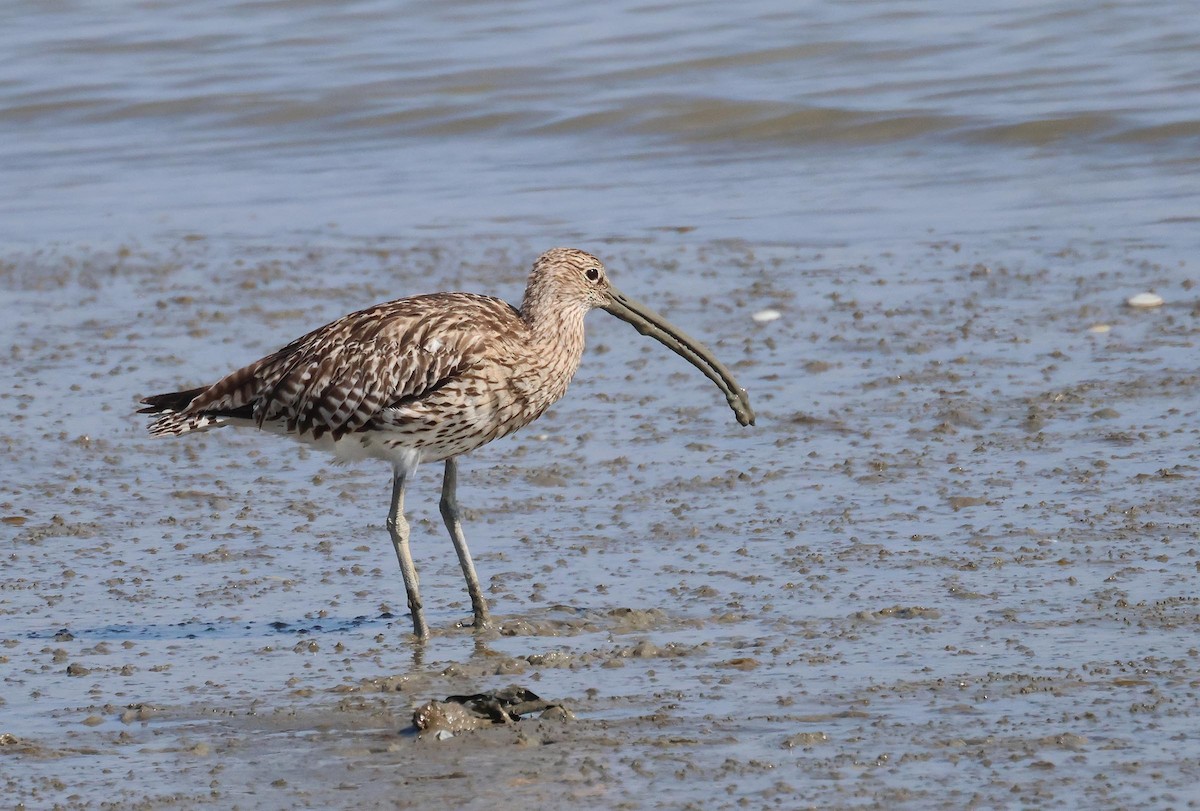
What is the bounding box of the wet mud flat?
[2,236,1199,809]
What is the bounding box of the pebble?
[1126,292,1164,308]
[752,308,781,324]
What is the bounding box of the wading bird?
[140,248,753,639]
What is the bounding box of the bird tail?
[138,387,227,436]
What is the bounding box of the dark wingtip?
[138,387,206,415]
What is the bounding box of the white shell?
[1087,324,1111,334]
[1126,292,1164,308]
[752,308,781,324]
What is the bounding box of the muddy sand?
[2,237,1198,809]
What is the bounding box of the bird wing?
[179,293,512,440]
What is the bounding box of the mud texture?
[1,237,1198,809]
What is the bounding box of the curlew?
[139,248,754,639]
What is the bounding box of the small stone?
[752,308,782,324]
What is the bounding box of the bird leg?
[440,458,491,629]
[387,469,429,640]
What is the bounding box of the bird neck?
[520,288,589,348]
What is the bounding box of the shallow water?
[3,1,1200,809]
[3,0,1199,247]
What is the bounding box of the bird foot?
[457,614,494,633]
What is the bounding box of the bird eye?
[585,267,601,282]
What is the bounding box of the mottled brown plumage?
[140,247,753,640]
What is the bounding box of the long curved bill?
[602,286,755,427]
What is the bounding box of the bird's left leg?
[439,457,491,629]
[387,468,429,640]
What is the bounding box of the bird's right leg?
[387,469,428,640]
[440,457,491,629]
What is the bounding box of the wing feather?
[141,293,515,439]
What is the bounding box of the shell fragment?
[1126,292,1164,309]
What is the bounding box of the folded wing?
[140,294,507,440]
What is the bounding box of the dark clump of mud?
[412,686,573,735]
[2,237,1199,809]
